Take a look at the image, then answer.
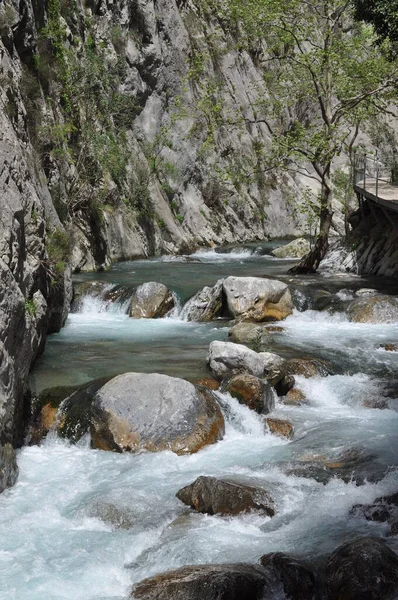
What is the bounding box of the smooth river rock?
[347,295,398,324]
[176,475,275,516]
[132,563,271,600]
[91,373,224,455]
[129,282,175,319]
[182,280,224,322]
[259,352,287,385]
[271,238,311,259]
[207,341,265,379]
[222,373,275,414]
[223,276,293,322]
[228,322,271,349]
[265,418,295,440]
[324,537,398,600]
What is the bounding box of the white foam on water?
[3,281,398,598]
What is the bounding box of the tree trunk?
[289,168,333,274]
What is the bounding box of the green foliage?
[24,299,37,318]
[125,165,153,217]
[292,187,320,248]
[250,328,264,353]
[0,2,17,34]
[46,229,70,269]
[353,0,398,55]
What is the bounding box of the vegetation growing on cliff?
[217,0,398,272]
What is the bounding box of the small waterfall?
[164,292,183,321]
[75,284,133,316]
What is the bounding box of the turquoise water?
[0,244,397,600]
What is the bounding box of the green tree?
[353,0,398,53]
[222,0,398,272]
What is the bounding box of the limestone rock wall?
[0,3,72,446]
[3,0,308,273]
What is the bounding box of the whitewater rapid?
[1,249,397,599]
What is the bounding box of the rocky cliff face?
[0,0,73,455]
[2,0,308,272]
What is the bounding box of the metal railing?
[353,151,398,199]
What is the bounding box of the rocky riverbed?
[0,243,397,599]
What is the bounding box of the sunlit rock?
[223,276,293,322]
[91,373,224,455]
[129,282,174,318]
[265,417,295,440]
[348,295,398,324]
[207,341,265,379]
[221,373,275,414]
[271,238,311,259]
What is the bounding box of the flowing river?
[0,242,397,599]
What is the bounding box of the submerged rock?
[222,373,275,414]
[265,418,295,440]
[379,343,398,352]
[350,492,398,535]
[182,280,224,322]
[207,341,266,379]
[223,276,293,322]
[286,358,333,378]
[0,444,18,493]
[87,501,135,530]
[72,281,111,311]
[129,282,174,319]
[91,373,224,455]
[283,388,307,405]
[228,322,271,349]
[132,563,270,600]
[324,537,398,600]
[271,238,311,259]
[348,295,398,324]
[287,446,376,485]
[176,476,274,516]
[259,552,316,600]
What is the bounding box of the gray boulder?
[129,282,175,319]
[271,238,311,259]
[132,563,270,600]
[207,341,265,379]
[324,537,398,600]
[259,352,287,386]
[347,295,398,324]
[176,475,275,516]
[181,280,223,322]
[0,444,18,493]
[91,373,224,455]
[228,322,271,349]
[223,276,293,322]
[221,373,275,414]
